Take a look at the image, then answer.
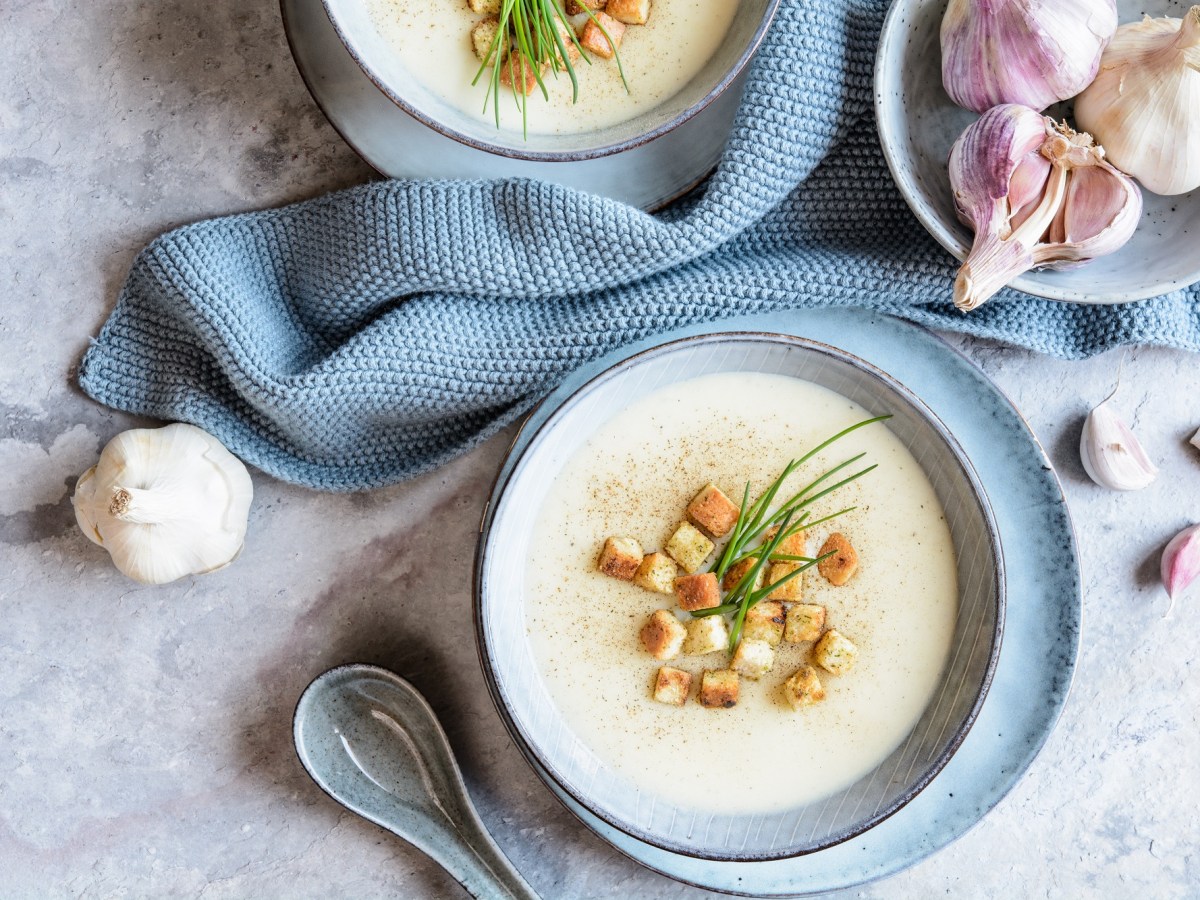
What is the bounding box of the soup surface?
[524,372,960,814]
[368,0,739,135]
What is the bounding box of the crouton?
[721,556,764,592]
[499,52,544,97]
[566,0,606,13]
[683,615,728,655]
[731,638,775,679]
[766,561,804,602]
[551,16,580,63]
[814,629,859,675]
[817,532,858,586]
[686,483,740,537]
[652,666,691,706]
[784,603,826,643]
[766,524,807,556]
[633,551,677,594]
[665,522,713,573]
[743,601,786,646]
[470,17,506,64]
[467,0,501,14]
[783,665,826,709]
[598,535,643,581]
[606,0,651,25]
[699,669,739,708]
[674,572,720,612]
[579,12,626,59]
[640,609,686,660]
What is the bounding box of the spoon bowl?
[293,663,538,900]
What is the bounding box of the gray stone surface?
[2,1,1197,897]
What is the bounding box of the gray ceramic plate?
[476,331,1005,861]
[478,307,1081,894]
[281,0,747,209]
[875,0,1200,303]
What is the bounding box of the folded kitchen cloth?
[79,0,1200,491]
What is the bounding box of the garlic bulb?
[941,0,1117,113]
[1161,524,1200,614]
[1075,7,1200,196]
[949,105,1141,312]
[72,423,254,585]
[1079,392,1158,491]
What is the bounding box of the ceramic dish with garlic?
[876,0,1200,307]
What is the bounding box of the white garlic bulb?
[1075,7,1200,196]
[72,423,254,585]
[1079,394,1158,491]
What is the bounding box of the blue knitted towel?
[79,0,1200,491]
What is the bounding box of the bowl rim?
[319,0,782,162]
[872,0,1200,305]
[472,330,1007,862]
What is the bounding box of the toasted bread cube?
[722,556,764,592]
[598,536,643,581]
[766,524,807,556]
[687,483,740,537]
[652,666,692,706]
[665,522,713,573]
[731,638,775,679]
[814,629,859,675]
[579,12,626,59]
[467,0,501,13]
[551,16,581,63]
[470,17,507,64]
[684,615,728,656]
[818,532,859,586]
[499,53,545,96]
[633,551,677,594]
[606,0,651,25]
[767,561,804,602]
[743,601,786,646]
[674,572,720,612]
[566,0,606,12]
[783,665,826,709]
[784,603,826,643]
[640,609,686,660]
[699,669,739,708]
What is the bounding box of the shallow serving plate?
[281,0,748,210]
[875,0,1200,304]
[475,331,1005,861]
[321,0,779,161]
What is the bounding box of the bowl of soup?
[321,0,778,160]
[475,332,1005,861]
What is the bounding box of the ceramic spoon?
[293,663,540,900]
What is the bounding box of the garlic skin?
[940,0,1117,113]
[1191,426,1200,452]
[1075,8,1200,196]
[1161,525,1200,610]
[1079,395,1158,491]
[72,423,254,585]
[948,105,1141,312]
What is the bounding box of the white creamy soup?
[368,0,739,135]
[524,372,960,815]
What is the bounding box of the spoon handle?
[421,814,540,900]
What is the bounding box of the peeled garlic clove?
[940,0,1117,113]
[949,106,1142,312]
[1162,525,1200,610]
[1079,396,1158,491]
[1075,7,1200,196]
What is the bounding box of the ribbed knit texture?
[79,0,1200,490]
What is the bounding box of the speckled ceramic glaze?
[477,308,1081,894]
[875,0,1200,304]
[320,0,779,161]
[281,0,745,209]
[476,327,1006,862]
[293,664,540,900]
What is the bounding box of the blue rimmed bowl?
[474,332,1005,861]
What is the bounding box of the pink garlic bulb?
[948,104,1142,312]
[941,0,1118,113]
[1161,524,1200,615]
